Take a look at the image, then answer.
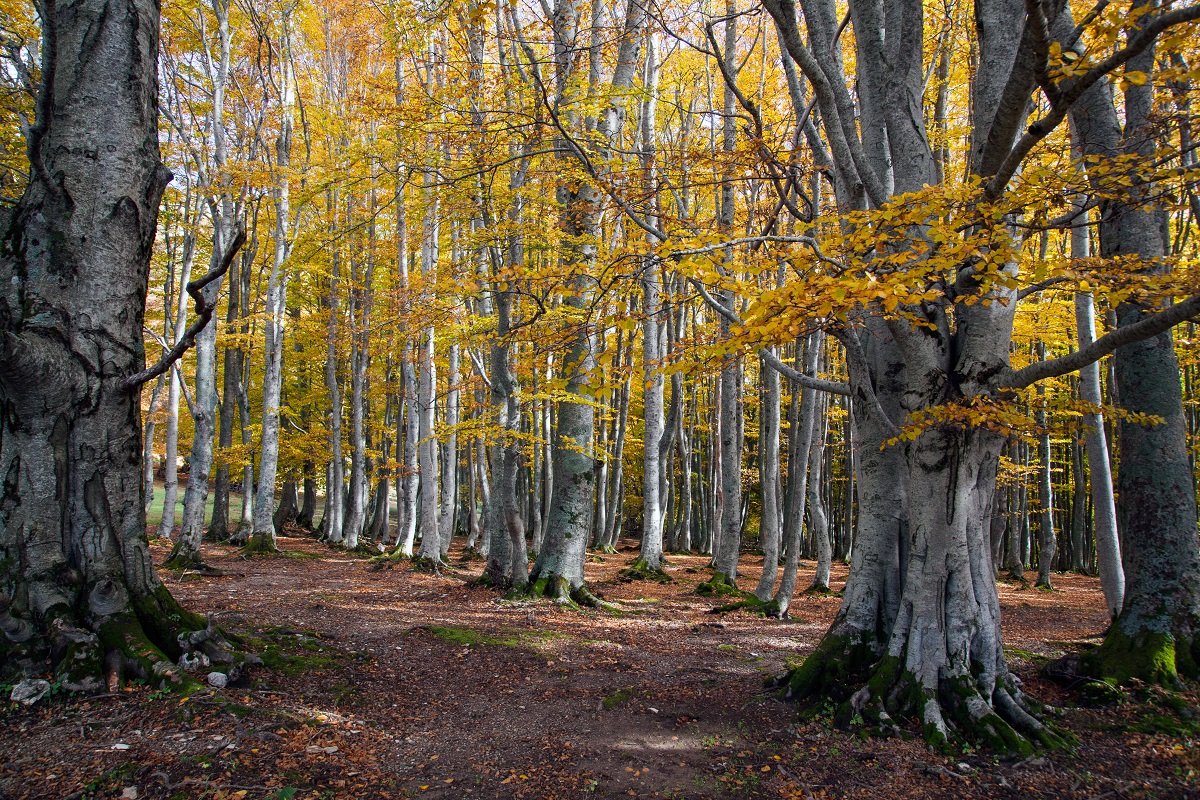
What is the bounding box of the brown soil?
[2,534,1197,799]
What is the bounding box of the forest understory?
[1,532,1196,800]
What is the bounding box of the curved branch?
[123,228,246,390]
[685,276,850,396]
[985,5,1200,197]
[997,292,1200,390]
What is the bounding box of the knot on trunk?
[88,578,129,617]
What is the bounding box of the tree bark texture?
[0,0,237,690]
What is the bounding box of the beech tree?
[0,0,239,689]
[758,0,1200,750]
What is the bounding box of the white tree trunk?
[248,20,295,553]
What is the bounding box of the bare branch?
[685,276,850,396]
[998,293,1200,389]
[124,228,247,390]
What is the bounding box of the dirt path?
[2,536,1197,799]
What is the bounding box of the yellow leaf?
[1124,70,1148,86]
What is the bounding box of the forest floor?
[2,533,1198,800]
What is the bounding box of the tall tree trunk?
[1070,20,1200,681]
[438,344,461,555]
[769,333,821,616]
[0,0,237,689]
[808,387,832,592]
[323,217,345,546]
[1068,133,1123,615]
[1034,342,1056,589]
[158,233,194,540]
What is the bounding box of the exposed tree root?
[694,571,743,597]
[459,546,486,562]
[617,558,672,584]
[410,556,454,575]
[162,547,224,576]
[591,545,618,555]
[710,595,770,614]
[2,582,252,697]
[803,582,835,596]
[226,524,253,547]
[770,637,1072,755]
[370,549,411,570]
[519,574,620,611]
[242,532,280,556]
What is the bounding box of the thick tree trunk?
[1070,28,1200,683]
[0,0,238,690]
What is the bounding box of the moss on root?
[162,547,223,575]
[618,558,672,583]
[242,532,280,556]
[370,548,411,570]
[695,571,743,597]
[516,574,619,610]
[1084,624,1200,687]
[410,556,452,574]
[772,631,1072,756]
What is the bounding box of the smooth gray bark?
[248,24,295,553]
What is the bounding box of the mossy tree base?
[771,631,1071,755]
[695,571,743,597]
[162,545,223,575]
[1083,623,1200,688]
[3,582,248,697]
[459,546,486,562]
[242,532,280,556]
[516,574,618,610]
[591,545,618,555]
[618,558,672,583]
[410,556,453,574]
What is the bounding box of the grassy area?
[145,480,246,529]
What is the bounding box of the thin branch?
[124,228,246,390]
[998,292,1200,389]
[468,348,494,391]
[672,234,845,269]
[685,276,850,396]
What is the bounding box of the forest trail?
[1,537,1193,799]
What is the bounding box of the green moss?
[1003,647,1050,666]
[1086,626,1184,687]
[618,558,673,583]
[278,549,323,560]
[98,614,201,693]
[602,687,634,709]
[243,532,280,556]
[695,572,741,596]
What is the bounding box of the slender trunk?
[755,354,783,599]
[439,344,461,555]
[159,234,194,540]
[246,25,294,554]
[809,388,832,591]
[1034,342,1056,588]
[770,333,822,615]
